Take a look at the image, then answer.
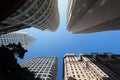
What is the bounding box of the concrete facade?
[63,53,120,80]
[67,0,120,33]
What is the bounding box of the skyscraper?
[66,0,120,33]
[63,53,120,80]
[0,31,35,49]
[0,0,59,34]
[20,56,58,80]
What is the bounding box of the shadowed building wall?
[67,0,120,33]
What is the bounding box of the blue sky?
[19,0,120,80]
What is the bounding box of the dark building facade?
[93,53,120,77]
[67,0,120,33]
[84,52,120,80]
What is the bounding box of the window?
[73,75,75,77]
[78,75,80,78]
[72,72,74,74]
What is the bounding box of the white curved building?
[0,0,59,34]
[0,31,35,49]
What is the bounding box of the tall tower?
[66,0,120,33]
[63,53,120,80]
[20,56,58,80]
[0,0,59,34]
[0,31,35,49]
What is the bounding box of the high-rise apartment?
[63,53,120,80]
[0,31,35,49]
[20,56,58,80]
[67,0,120,33]
[0,0,59,34]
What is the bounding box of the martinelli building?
[0,0,59,34]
